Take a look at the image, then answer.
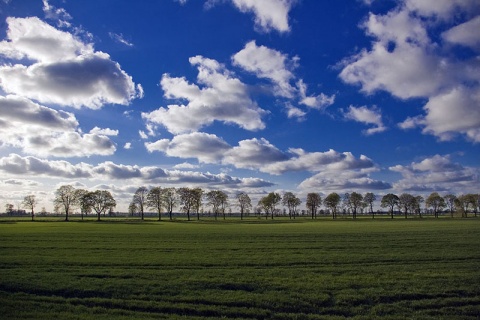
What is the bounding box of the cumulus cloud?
[390,154,479,193]
[0,95,116,157]
[339,1,480,142]
[142,55,266,134]
[232,40,297,98]
[0,153,274,188]
[0,17,142,109]
[298,170,391,191]
[229,0,296,33]
[223,138,289,170]
[233,42,335,109]
[146,132,231,163]
[343,105,386,135]
[89,127,119,136]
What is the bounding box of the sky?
[0,0,479,212]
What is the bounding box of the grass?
[0,217,479,319]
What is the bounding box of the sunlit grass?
[1,218,479,319]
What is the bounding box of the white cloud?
[343,105,386,135]
[0,95,116,157]
[230,0,296,33]
[298,170,391,192]
[42,0,72,26]
[390,154,479,193]
[285,104,306,120]
[0,153,274,189]
[0,17,142,109]
[142,55,266,134]
[109,32,134,47]
[173,162,200,169]
[442,15,480,50]
[223,138,289,170]
[340,1,480,142]
[123,142,132,150]
[232,41,335,111]
[262,148,376,175]
[146,132,231,163]
[232,40,297,98]
[89,127,119,136]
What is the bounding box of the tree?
[192,188,204,220]
[443,194,457,218]
[132,186,148,220]
[306,193,322,219]
[414,195,424,217]
[464,194,479,217]
[426,192,446,218]
[206,190,228,220]
[178,187,197,221]
[343,192,363,219]
[398,193,415,219]
[381,193,399,219]
[163,188,177,220]
[128,201,138,216]
[282,192,301,220]
[54,185,78,221]
[22,195,37,221]
[236,192,252,220]
[364,192,376,218]
[87,190,116,221]
[147,187,164,221]
[5,203,14,215]
[455,194,470,218]
[258,192,281,220]
[324,192,341,219]
[75,189,92,221]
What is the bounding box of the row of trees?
[7,185,479,221]
[128,187,253,221]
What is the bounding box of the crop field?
[0,218,479,319]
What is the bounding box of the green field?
[1,218,479,319]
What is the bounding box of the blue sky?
[0,0,479,212]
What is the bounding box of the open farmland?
[1,218,479,319]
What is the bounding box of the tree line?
[5,185,479,221]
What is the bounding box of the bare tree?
[54,185,78,221]
[398,193,415,219]
[236,192,252,220]
[343,192,363,219]
[258,192,281,220]
[443,194,457,218]
[147,187,164,221]
[381,193,399,219]
[87,190,116,221]
[306,193,321,219]
[207,190,228,220]
[178,187,197,221]
[282,192,301,220]
[75,189,91,221]
[426,192,446,218]
[22,195,37,221]
[163,188,177,220]
[324,193,341,219]
[132,186,148,220]
[364,192,376,218]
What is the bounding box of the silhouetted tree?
[364,192,376,218]
[163,188,177,220]
[22,195,37,221]
[324,192,341,219]
[443,194,457,218]
[207,190,228,220]
[398,193,415,219]
[381,193,399,219]
[147,187,164,221]
[87,190,116,221]
[75,189,92,221]
[132,186,148,220]
[344,192,363,219]
[178,187,198,221]
[54,185,78,221]
[282,192,301,219]
[306,193,322,219]
[258,192,281,220]
[426,192,446,218]
[192,188,204,220]
[236,192,252,220]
